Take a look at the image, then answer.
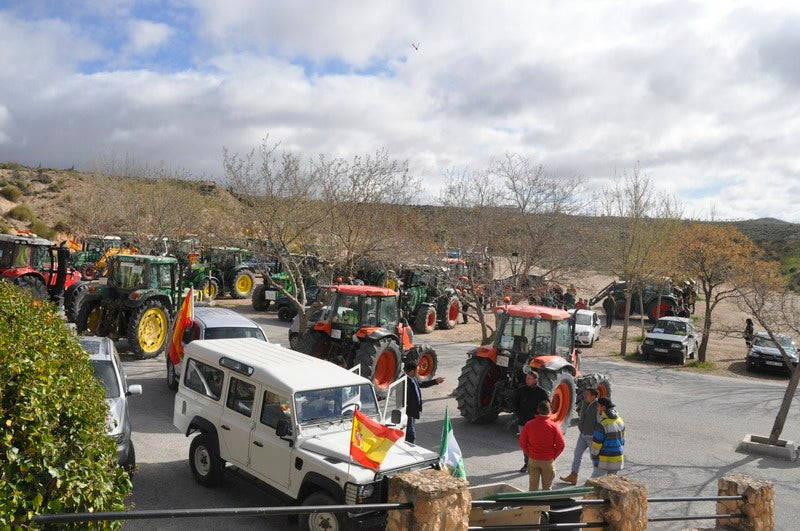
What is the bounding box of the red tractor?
[455,303,611,431]
[0,233,84,308]
[296,284,438,398]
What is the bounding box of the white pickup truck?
[173,338,439,530]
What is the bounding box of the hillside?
[2,163,800,290]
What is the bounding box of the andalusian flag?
[350,409,403,469]
[168,288,194,365]
[439,407,466,478]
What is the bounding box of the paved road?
[121,312,800,529]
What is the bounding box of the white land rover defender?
[173,338,439,530]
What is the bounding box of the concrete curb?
[736,433,798,461]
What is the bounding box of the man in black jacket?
[404,361,444,444]
[511,369,549,473]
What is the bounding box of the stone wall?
[716,474,775,531]
[386,469,471,531]
[582,475,648,531]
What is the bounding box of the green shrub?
[7,204,34,221]
[0,218,10,234]
[30,219,56,239]
[1,184,22,201]
[53,220,71,233]
[0,282,131,527]
[0,161,25,170]
[686,360,715,370]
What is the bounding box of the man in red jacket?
[518,400,566,491]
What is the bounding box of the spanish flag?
[168,288,194,365]
[350,409,403,469]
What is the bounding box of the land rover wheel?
[128,299,170,359]
[413,305,436,334]
[299,491,344,531]
[251,284,270,311]
[166,356,179,391]
[189,433,225,487]
[231,270,255,299]
[538,369,576,432]
[354,339,401,399]
[455,357,501,424]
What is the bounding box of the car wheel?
[189,433,225,487]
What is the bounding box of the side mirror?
[391,409,402,425]
[126,384,143,396]
[182,328,193,344]
[276,418,291,437]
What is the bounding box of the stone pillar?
[581,475,648,531]
[716,474,775,531]
[386,468,471,531]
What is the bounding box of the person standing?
[518,400,566,491]
[602,295,616,328]
[560,387,599,485]
[511,370,549,473]
[404,361,444,444]
[590,397,625,477]
[744,318,755,349]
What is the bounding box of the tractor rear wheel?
[76,301,104,335]
[65,283,88,323]
[538,369,576,432]
[231,270,255,299]
[251,284,270,311]
[128,300,170,359]
[81,265,97,280]
[413,306,436,334]
[298,330,331,357]
[438,296,460,330]
[354,339,401,399]
[455,357,501,424]
[646,298,675,322]
[575,373,612,414]
[14,275,48,300]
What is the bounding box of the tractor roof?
[494,304,570,321]
[0,233,54,246]
[330,284,397,297]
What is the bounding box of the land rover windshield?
[295,384,379,425]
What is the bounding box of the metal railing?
[30,493,748,528]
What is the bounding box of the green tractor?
[399,267,461,334]
[182,246,257,300]
[73,254,183,359]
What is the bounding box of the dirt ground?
[423,272,793,383]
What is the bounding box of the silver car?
[166,307,268,390]
[80,336,142,470]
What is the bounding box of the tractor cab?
[0,233,82,301]
[107,254,180,299]
[318,285,408,347]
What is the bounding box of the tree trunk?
[620,290,632,356]
[698,299,712,363]
[769,364,800,444]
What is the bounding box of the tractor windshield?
[497,314,572,358]
[110,260,148,290]
[366,295,398,328]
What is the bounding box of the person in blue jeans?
[404,361,444,444]
[560,387,599,485]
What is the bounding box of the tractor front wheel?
[455,357,501,424]
[251,284,270,311]
[231,270,255,299]
[76,301,104,335]
[538,369,576,432]
[297,330,331,357]
[277,305,295,322]
[128,300,170,359]
[198,277,220,301]
[354,339,402,399]
[414,346,438,383]
[646,298,675,322]
[65,282,88,323]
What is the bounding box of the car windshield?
[90,360,120,398]
[295,384,379,425]
[753,335,795,349]
[653,320,686,335]
[575,313,592,326]
[204,327,267,341]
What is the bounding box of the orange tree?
[673,223,764,362]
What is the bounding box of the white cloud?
[1,1,800,221]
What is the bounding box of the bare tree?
[735,261,800,444]
[599,164,683,356]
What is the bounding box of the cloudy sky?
[1,1,799,222]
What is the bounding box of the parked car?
[80,335,142,470]
[746,332,799,373]
[288,307,324,350]
[569,308,601,347]
[166,307,268,390]
[640,316,698,364]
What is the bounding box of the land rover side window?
[260,390,291,428]
[184,358,224,400]
[226,377,255,417]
